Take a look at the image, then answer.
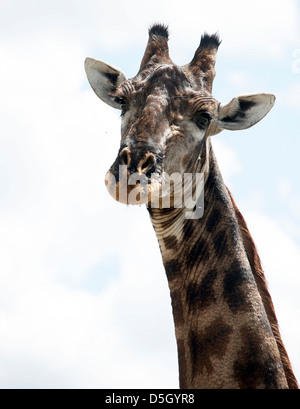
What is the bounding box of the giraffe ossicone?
[85,24,298,389]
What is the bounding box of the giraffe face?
[105,64,219,204]
[115,65,218,171]
[85,25,275,205]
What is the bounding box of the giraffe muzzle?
[104,147,161,205]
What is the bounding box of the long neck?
[148,142,296,389]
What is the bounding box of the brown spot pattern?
[186,269,218,312]
[185,237,211,272]
[222,260,254,313]
[164,259,181,282]
[163,235,178,250]
[206,208,221,233]
[233,326,282,389]
[189,317,233,377]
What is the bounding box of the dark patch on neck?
[163,235,178,250]
[189,317,232,378]
[185,237,211,272]
[213,229,228,259]
[233,325,283,389]
[222,260,254,313]
[186,269,218,313]
[206,208,221,233]
[182,219,196,243]
[164,259,182,282]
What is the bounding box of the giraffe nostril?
[119,148,131,166]
[139,153,156,176]
[141,156,153,171]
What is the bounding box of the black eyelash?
[115,97,128,116]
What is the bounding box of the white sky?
[0,0,300,388]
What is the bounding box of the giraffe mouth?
[104,166,204,213]
[105,159,205,214]
[105,168,162,205]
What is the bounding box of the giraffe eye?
[194,112,212,129]
[115,97,128,116]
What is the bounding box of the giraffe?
[85,24,298,389]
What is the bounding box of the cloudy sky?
[0,0,300,388]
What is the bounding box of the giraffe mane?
[227,187,299,389]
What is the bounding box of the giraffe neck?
[148,142,293,389]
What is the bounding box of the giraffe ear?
[217,94,276,131]
[84,58,127,109]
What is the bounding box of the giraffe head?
[85,24,275,206]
